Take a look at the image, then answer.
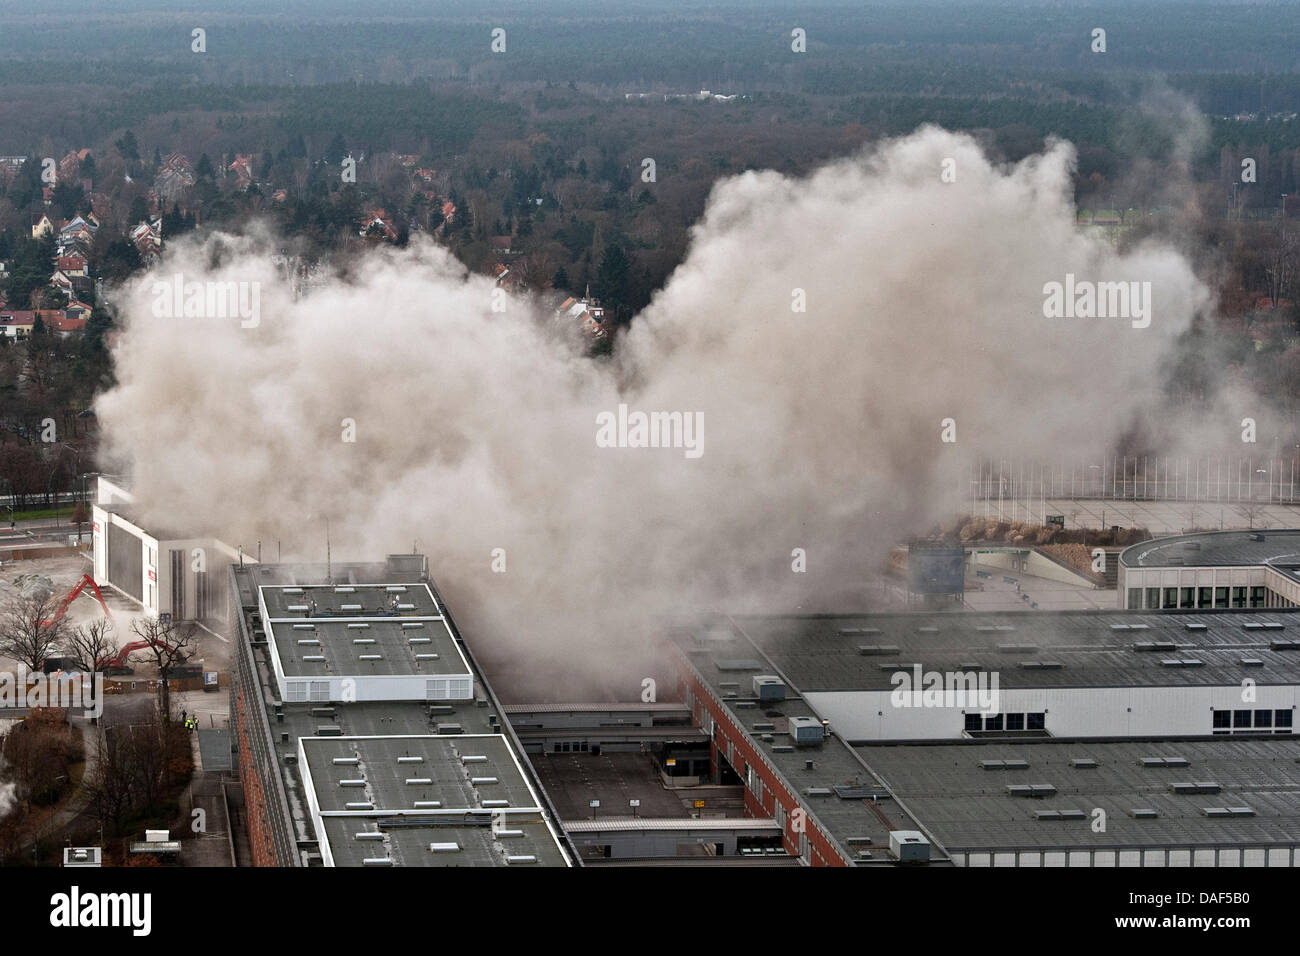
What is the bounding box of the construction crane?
[41,573,113,627]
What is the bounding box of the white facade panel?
[806,685,1300,740]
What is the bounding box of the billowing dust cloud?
[97,127,1209,697]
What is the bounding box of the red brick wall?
[234,685,280,867]
[679,665,851,867]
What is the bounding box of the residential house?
[0,309,35,338]
[30,213,54,238]
[57,149,92,184]
[229,154,254,190]
[359,208,398,242]
[556,294,607,338]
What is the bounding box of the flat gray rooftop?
[261,582,440,618]
[1121,529,1300,576]
[671,626,942,864]
[301,735,541,813]
[725,609,1300,690]
[268,617,467,678]
[863,737,1300,852]
[300,735,568,867]
[318,815,565,867]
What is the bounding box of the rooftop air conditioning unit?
[889,830,930,863]
[753,675,786,701]
[788,716,824,746]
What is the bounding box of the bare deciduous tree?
[0,593,68,673]
[127,617,199,720]
[66,618,119,682]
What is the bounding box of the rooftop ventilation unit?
[1184,622,1208,631]
[839,626,881,636]
[362,857,393,866]
[1241,658,1265,666]
[1129,808,1159,819]
[1069,758,1098,769]
[397,756,423,764]
[386,586,408,593]
[405,777,433,786]
[287,604,309,612]
[354,832,384,841]
[334,587,355,593]
[345,801,374,810]
[340,604,363,612]
[347,623,370,630]
[481,799,510,808]
[401,622,425,629]
[980,759,1029,770]
[297,639,320,646]
[998,644,1039,653]
[292,624,316,631]
[753,676,786,701]
[332,757,359,766]
[429,842,460,853]
[1019,661,1063,670]
[1133,641,1178,652]
[1271,641,1300,651]
[858,645,901,656]
[283,588,304,594]
[1169,782,1221,794]
[413,801,441,809]
[505,855,538,864]
[1035,809,1086,821]
[471,777,500,786]
[1139,756,1189,768]
[1006,784,1057,798]
[888,830,930,863]
[1160,659,1204,668]
[789,716,825,746]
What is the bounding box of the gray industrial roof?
[1121,529,1300,576]
[318,815,565,867]
[725,609,1300,690]
[268,616,468,678]
[260,582,440,618]
[301,735,541,814]
[233,560,572,867]
[862,738,1300,851]
[671,626,944,865]
[300,735,567,867]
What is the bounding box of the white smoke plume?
[97,127,1209,697]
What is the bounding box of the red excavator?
[41,573,113,627]
[97,637,182,675]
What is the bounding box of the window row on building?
[965,712,1047,732]
[1211,708,1294,733]
[1125,585,1284,610]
